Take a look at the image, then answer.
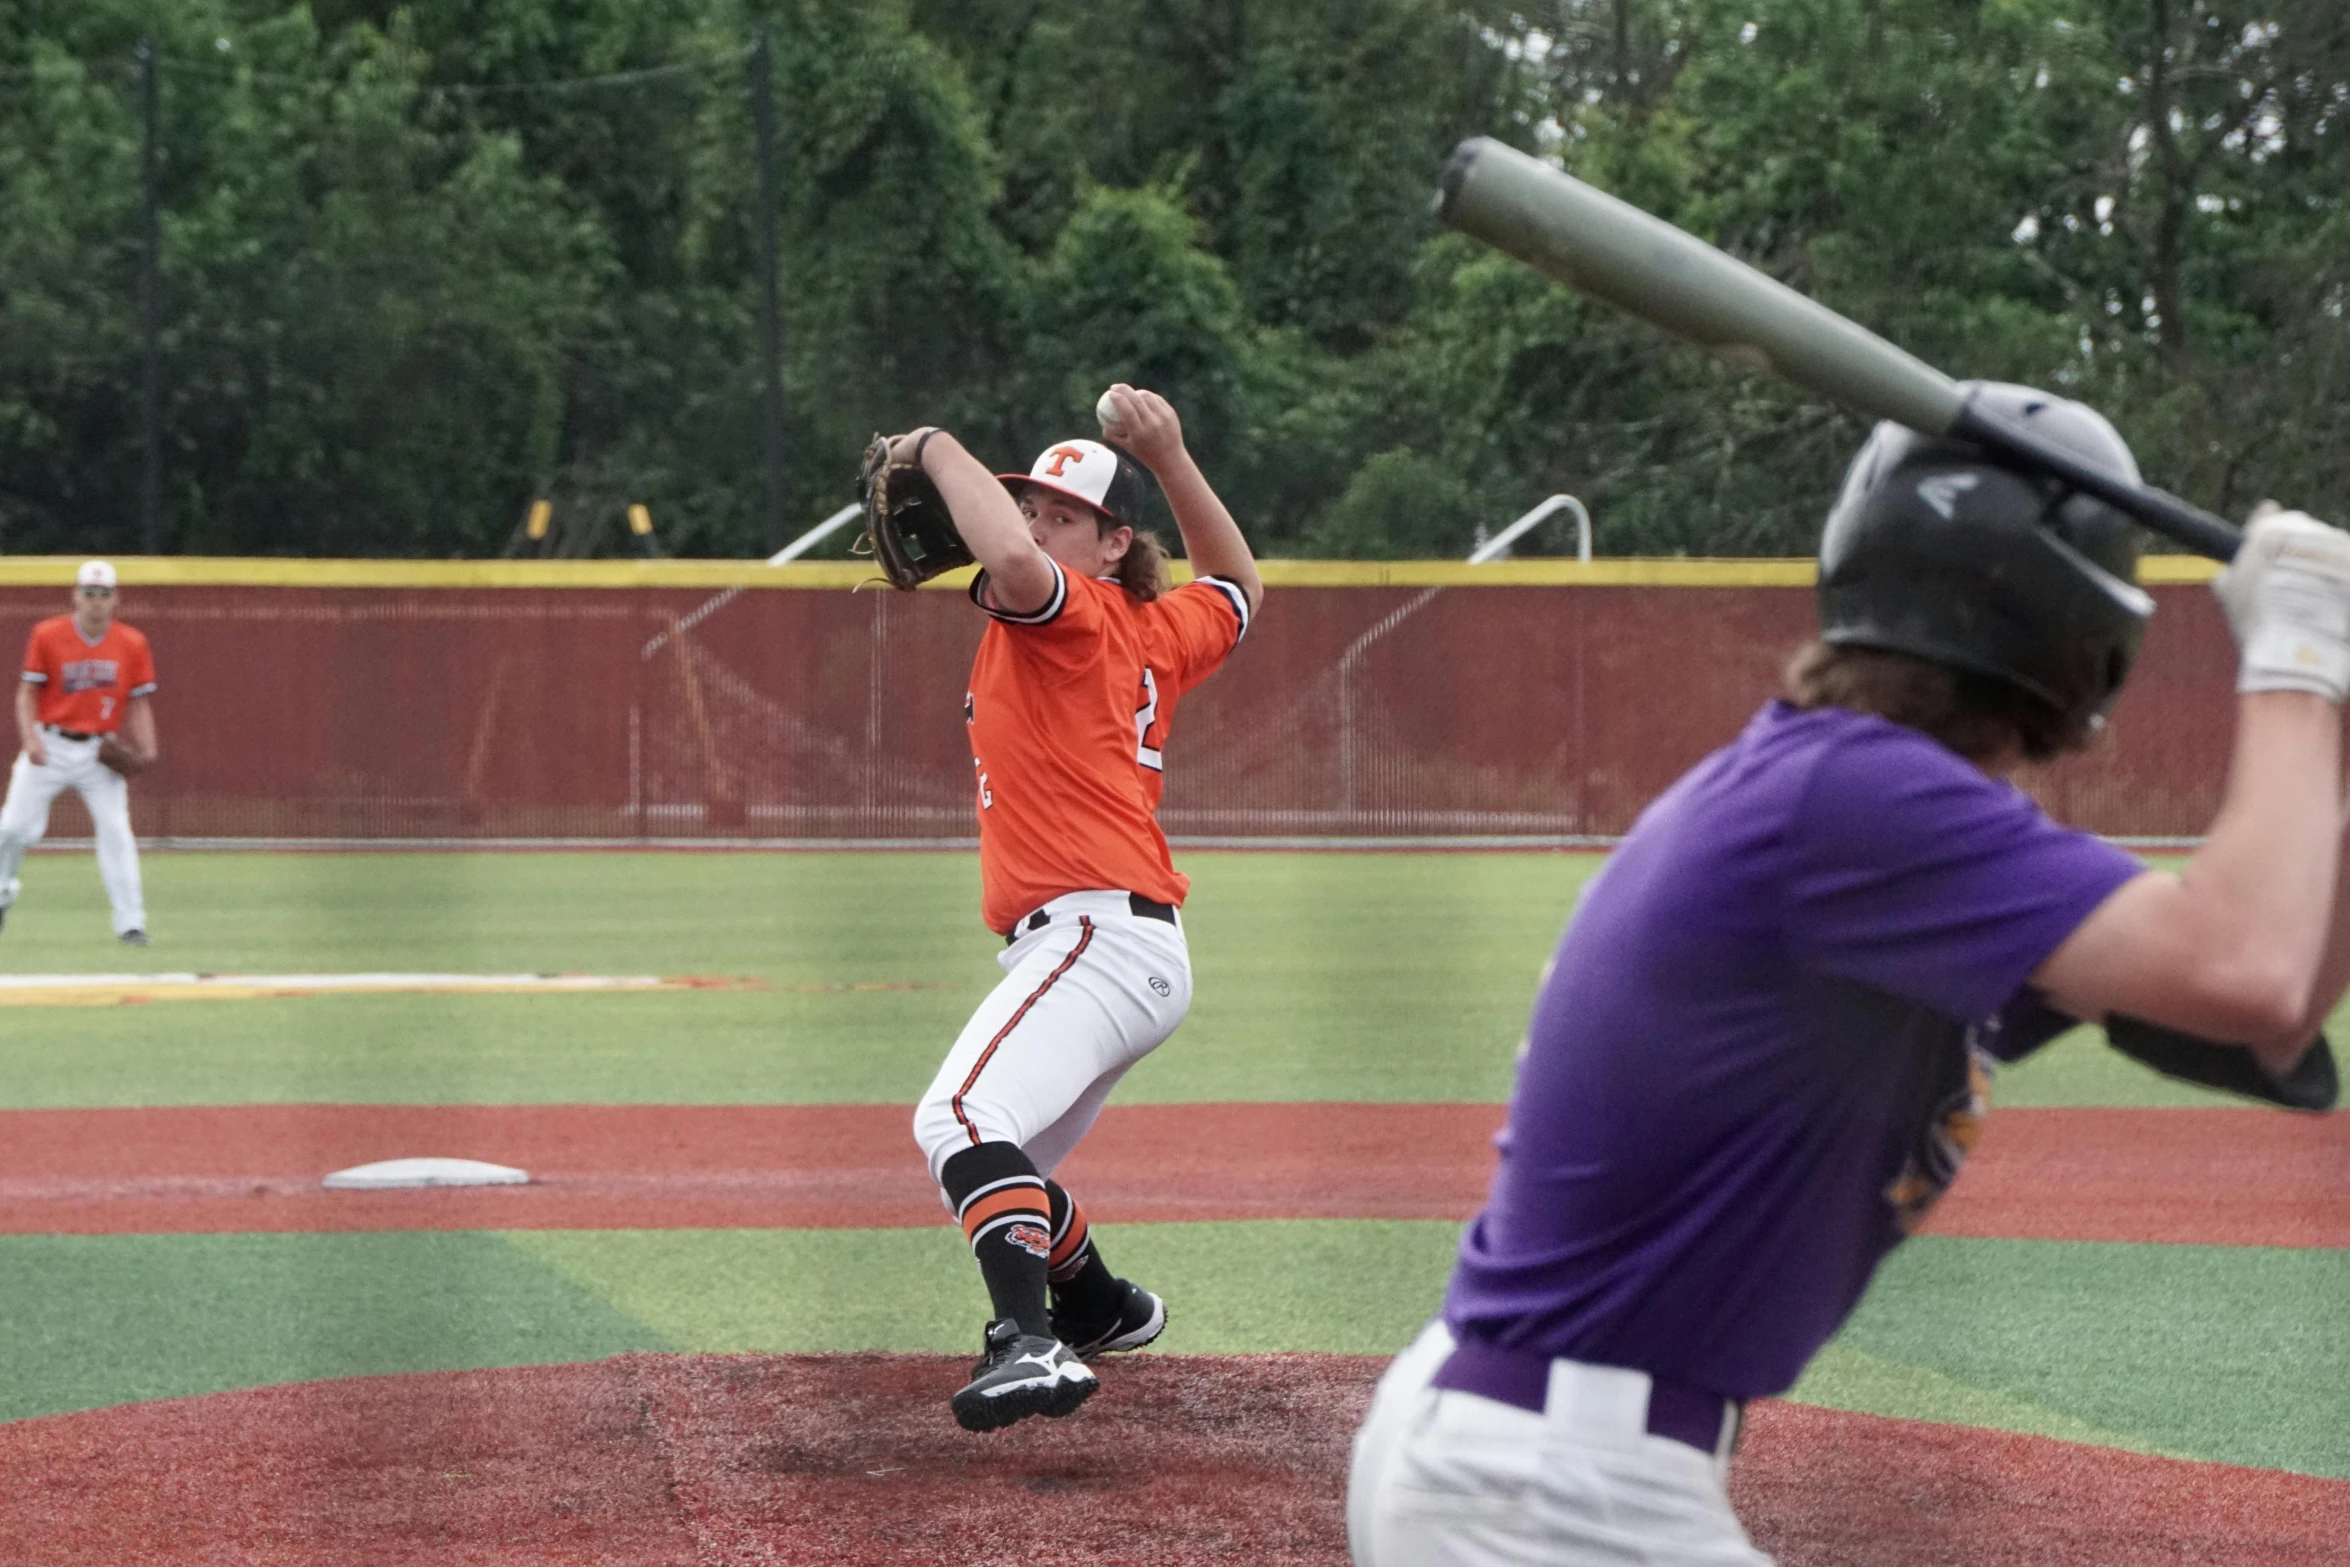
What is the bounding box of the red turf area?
[2,1355,2342,1566]
[0,1102,2344,1245]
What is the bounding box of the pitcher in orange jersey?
[0,561,160,943]
[896,386,1263,1433]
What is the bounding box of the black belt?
[1007,892,1178,943]
[46,727,95,742]
[1431,1336,1742,1457]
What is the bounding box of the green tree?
[0,34,148,552]
[1305,447,1479,556]
[2087,0,2350,516]
[7,1,2347,559]
[0,5,612,555]
[1017,185,1248,496]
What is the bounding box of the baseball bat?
[1434,136,2242,562]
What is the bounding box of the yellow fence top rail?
[0,555,2223,589]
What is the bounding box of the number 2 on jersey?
[1134,669,1162,771]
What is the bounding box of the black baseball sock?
[1044,1178,1123,1326]
[938,1141,1052,1338]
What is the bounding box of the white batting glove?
[2212,504,2350,703]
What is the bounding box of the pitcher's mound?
[0,1352,1373,1566]
[1,1353,2341,1564]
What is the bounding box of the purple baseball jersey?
[1442,702,2144,1399]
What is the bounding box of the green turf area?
[0,1221,1457,1425]
[505,1220,1458,1359]
[0,1231,665,1423]
[1800,1236,2350,1478]
[0,848,1571,1107]
[8,1223,2342,1478]
[0,847,2267,1110]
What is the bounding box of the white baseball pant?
[914,890,1193,1185]
[1349,1320,1773,1567]
[0,733,147,937]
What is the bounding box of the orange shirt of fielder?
[22,617,156,736]
[966,563,1248,934]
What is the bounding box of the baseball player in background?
[0,561,159,944]
[1348,384,2350,1565]
[894,385,1262,1432]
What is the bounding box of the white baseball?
[1096,389,1128,440]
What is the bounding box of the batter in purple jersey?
[1349,384,2347,1566]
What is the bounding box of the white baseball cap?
[997,439,1145,530]
[76,560,117,590]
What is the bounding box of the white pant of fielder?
[913,891,1192,1185]
[0,735,146,937]
[1349,1320,1772,1567]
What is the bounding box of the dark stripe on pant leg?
[950,918,1095,1145]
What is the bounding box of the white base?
[322,1157,530,1190]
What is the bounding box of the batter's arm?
[2260,797,2350,1052]
[895,429,1059,615]
[14,680,43,767]
[123,694,157,766]
[1105,386,1262,614]
[2034,690,2342,1055]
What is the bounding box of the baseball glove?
[96,735,148,778]
[855,430,974,590]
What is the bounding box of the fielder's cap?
[999,439,1145,531]
[76,560,117,590]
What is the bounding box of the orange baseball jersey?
[21,616,156,734]
[965,563,1250,934]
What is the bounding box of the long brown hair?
[1783,641,2078,763]
[1108,525,1169,601]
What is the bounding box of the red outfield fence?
[0,559,2236,845]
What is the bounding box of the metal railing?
[1468,494,1591,564]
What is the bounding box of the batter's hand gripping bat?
[1434,137,2242,562]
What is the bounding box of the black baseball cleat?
[1050,1279,1167,1360]
[119,929,149,947]
[950,1318,1097,1433]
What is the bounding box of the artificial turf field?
[0,847,2344,1562]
